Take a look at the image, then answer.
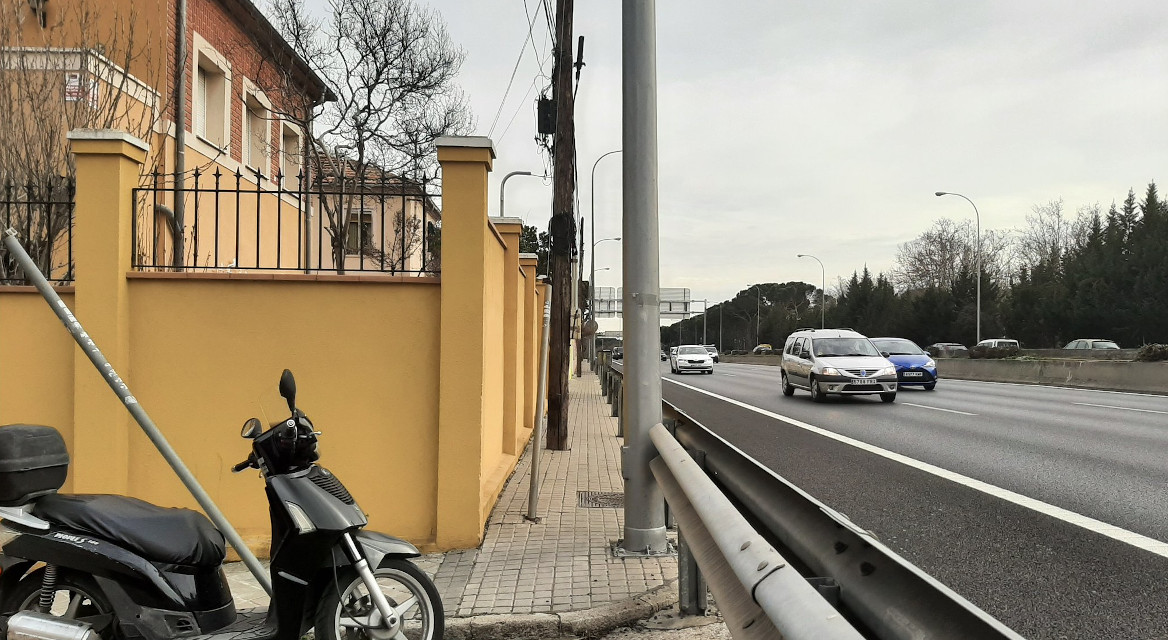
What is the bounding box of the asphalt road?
[653,362,1168,640]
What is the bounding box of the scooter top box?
[0,425,69,507]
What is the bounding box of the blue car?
[870,337,938,390]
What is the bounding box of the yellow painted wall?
[123,276,441,549]
[519,256,539,433]
[0,290,77,492]
[1,134,540,556]
[477,224,508,519]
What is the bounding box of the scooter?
[0,370,443,640]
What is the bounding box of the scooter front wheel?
[316,559,444,640]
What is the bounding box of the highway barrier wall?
[935,358,1168,394]
[720,355,1168,395]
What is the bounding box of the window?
[346,211,373,255]
[194,61,227,147]
[280,124,301,190]
[243,93,269,171]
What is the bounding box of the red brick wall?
[165,0,312,176]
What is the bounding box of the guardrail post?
[611,380,620,417]
[616,382,625,437]
[677,529,708,616]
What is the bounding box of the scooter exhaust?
[2,612,99,640]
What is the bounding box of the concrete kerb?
[446,581,679,640]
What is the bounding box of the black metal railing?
[132,168,440,275]
[0,178,75,285]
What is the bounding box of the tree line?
[666,182,1168,350]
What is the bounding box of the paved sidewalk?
[227,371,682,635]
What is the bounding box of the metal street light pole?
[797,254,825,329]
[499,170,546,218]
[936,191,981,344]
[701,299,707,344]
[620,0,666,555]
[756,286,761,347]
[590,235,621,364]
[590,150,622,364]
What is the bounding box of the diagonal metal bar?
[2,227,273,596]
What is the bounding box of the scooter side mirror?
[241,418,263,439]
[279,369,297,411]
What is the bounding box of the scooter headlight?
[284,501,316,533]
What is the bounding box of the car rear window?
[872,339,924,355]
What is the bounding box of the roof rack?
[794,327,818,332]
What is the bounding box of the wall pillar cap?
[519,252,539,261]
[495,217,524,228]
[434,136,496,157]
[67,129,149,153]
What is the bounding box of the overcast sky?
[306,1,1168,309]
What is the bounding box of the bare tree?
[892,218,1013,292]
[260,0,471,273]
[1012,199,1103,272]
[0,0,164,283]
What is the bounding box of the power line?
[487,1,547,137]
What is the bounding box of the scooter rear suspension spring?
[38,564,58,612]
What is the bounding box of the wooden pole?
[546,0,576,450]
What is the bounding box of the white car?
[671,344,714,374]
[975,338,1020,350]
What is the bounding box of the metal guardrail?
[603,363,1026,640]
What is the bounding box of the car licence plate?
[903,371,923,377]
[850,378,878,385]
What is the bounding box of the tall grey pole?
[797,254,825,329]
[620,0,667,554]
[590,150,622,366]
[701,300,707,344]
[526,282,552,522]
[936,192,981,344]
[755,287,761,346]
[718,304,722,351]
[2,229,273,595]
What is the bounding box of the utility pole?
[545,0,576,450]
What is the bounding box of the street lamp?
[589,237,620,361]
[797,254,825,329]
[589,149,621,364]
[935,191,981,344]
[499,170,546,218]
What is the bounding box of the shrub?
[969,345,1021,359]
[1134,344,1168,362]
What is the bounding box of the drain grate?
[577,491,624,508]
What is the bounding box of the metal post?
[701,299,707,344]
[755,286,760,347]
[936,191,981,344]
[718,304,722,352]
[2,229,273,596]
[526,283,553,523]
[590,150,622,366]
[499,170,531,217]
[619,0,667,555]
[798,254,825,329]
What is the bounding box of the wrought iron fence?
[0,179,75,285]
[131,168,440,275]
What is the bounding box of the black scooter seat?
[32,494,227,567]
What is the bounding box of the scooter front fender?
[323,530,419,570]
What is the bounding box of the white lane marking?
[1073,402,1168,415]
[948,378,1168,399]
[902,402,977,416]
[664,377,1168,559]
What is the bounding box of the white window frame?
[279,121,303,190]
[240,78,272,174]
[190,33,231,151]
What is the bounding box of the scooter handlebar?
[231,455,256,473]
